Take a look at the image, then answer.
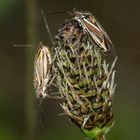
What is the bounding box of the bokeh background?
[0,0,140,140]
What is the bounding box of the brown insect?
[34,42,52,98]
[73,10,114,53]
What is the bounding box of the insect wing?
[82,17,107,50]
[94,18,114,53]
[74,11,114,53]
[34,42,51,98]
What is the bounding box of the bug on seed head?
[34,42,52,98]
[73,10,114,53]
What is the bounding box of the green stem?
[93,134,106,140]
[25,0,39,139]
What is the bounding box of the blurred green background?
[0,0,140,140]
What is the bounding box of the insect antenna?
[41,9,74,47]
[12,44,34,48]
[46,10,73,17]
[46,10,67,16]
[41,10,55,46]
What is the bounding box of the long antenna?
[41,10,55,46]
[46,10,73,17]
[46,10,67,16]
[13,44,33,47]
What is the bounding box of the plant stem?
[93,134,106,140]
[25,0,39,139]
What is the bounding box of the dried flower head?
[53,18,117,139]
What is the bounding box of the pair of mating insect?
[34,10,114,98]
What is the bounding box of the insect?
[73,10,114,53]
[34,42,52,98]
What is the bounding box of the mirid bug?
[73,10,114,53]
[34,42,52,98]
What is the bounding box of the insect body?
[34,42,52,98]
[73,11,114,53]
